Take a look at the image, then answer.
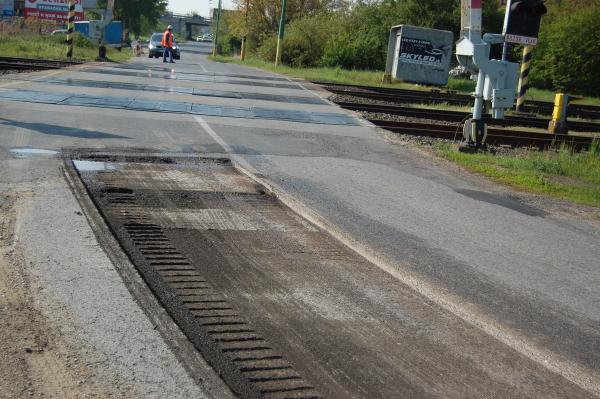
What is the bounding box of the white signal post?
[467,0,485,122]
[456,0,520,148]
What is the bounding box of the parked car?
[198,33,212,42]
[147,32,180,59]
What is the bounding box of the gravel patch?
[330,93,402,107]
[358,110,461,127]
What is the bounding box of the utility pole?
[240,0,249,61]
[212,0,222,57]
[274,0,287,66]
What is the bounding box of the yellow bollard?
[547,93,568,134]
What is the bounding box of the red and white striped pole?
[468,0,482,40]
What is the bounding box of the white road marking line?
[194,115,259,175]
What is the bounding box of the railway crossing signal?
[503,0,547,45]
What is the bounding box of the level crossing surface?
[0,41,598,398]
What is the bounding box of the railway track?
[316,81,600,120]
[336,101,600,133]
[0,56,81,71]
[370,119,593,150]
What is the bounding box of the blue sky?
[167,0,234,17]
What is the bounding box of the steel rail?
[370,119,593,150]
[0,56,82,71]
[316,81,600,120]
[336,102,600,132]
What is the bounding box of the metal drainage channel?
[79,67,303,90]
[38,77,328,104]
[72,155,320,399]
[111,64,294,82]
[0,89,356,125]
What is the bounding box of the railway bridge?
[158,13,211,39]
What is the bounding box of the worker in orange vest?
[162,25,175,63]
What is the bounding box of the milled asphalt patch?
[71,152,596,399]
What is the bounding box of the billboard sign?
[388,25,453,86]
[25,0,84,21]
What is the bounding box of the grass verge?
[211,55,466,91]
[211,55,600,106]
[434,140,600,206]
[0,33,131,62]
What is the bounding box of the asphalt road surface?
[0,42,598,398]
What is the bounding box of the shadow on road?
[0,118,130,140]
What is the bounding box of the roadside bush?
[321,31,384,70]
[255,33,277,62]
[220,32,242,56]
[530,7,600,96]
[255,13,343,67]
[47,32,95,48]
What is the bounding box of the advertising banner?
[398,37,445,67]
[24,0,84,22]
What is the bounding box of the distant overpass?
[158,13,212,40]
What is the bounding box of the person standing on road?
[162,25,175,63]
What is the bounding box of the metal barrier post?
[240,0,249,61]
[515,44,533,112]
[66,0,76,59]
[274,0,287,66]
[212,0,222,57]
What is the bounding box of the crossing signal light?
[503,0,547,45]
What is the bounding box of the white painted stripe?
[194,115,260,175]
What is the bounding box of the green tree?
[531,7,600,95]
[229,0,344,52]
[257,13,344,66]
[320,0,502,70]
[114,0,167,38]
